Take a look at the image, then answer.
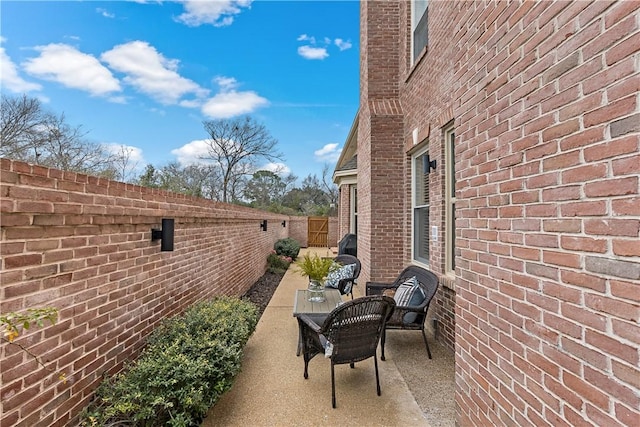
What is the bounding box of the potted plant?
[295,253,338,302]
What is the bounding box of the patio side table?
[293,288,342,356]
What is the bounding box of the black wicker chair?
[297,295,396,408]
[366,266,439,360]
[327,254,361,299]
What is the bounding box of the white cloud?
[0,43,42,93]
[200,75,268,118]
[297,34,352,59]
[171,139,213,165]
[314,143,341,162]
[96,8,115,18]
[22,43,120,96]
[104,143,145,164]
[174,0,252,27]
[334,38,352,51]
[298,45,328,60]
[201,91,268,118]
[297,34,315,43]
[101,41,207,104]
[108,95,128,104]
[214,76,238,90]
[259,162,291,176]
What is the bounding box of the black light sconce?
[151,218,174,251]
[282,220,286,227]
[260,219,268,231]
[423,154,437,173]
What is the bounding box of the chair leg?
[421,328,432,359]
[304,358,309,379]
[374,355,381,396]
[331,363,336,408]
[380,329,387,361]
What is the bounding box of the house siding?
[355,1,639,426]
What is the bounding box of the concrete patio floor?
[202,248,456,427]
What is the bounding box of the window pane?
[412,2,428,59]
[449,132,456,198]
[414,206,429,263]
[415,153,430,206]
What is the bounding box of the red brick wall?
[327,217,338,248]
[0,160,288,426]
[287,217,307,247]
[337,184,351,239]
[453,1,639,426]
[397,0,461,354]
[359,1,406,285]
[358,0,639,426]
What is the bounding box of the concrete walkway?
[202,248,455,427]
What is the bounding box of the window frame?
[412,145,430,266]
[444,125,456,276]
[350,185,358,235]
[411,0,429,63]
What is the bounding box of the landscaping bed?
[242,271,285,318]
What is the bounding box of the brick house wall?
[356,0,639,426]
[453,2,639,426]
[337,184,353,239]
[0,160,289,426]
[358,1,407,285]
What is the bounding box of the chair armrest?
[297,314,324,333]
[336,278,355,295]
[366,281,394,296]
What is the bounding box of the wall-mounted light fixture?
[151,218,174,251]
[423,154,437,173]
[260,219,268,231]
[282,220,286,227]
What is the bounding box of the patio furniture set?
[293,256,439,408]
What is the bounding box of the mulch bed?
[242,271,285,318]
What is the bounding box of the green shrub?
[274,237,300,260]
[266,251,292,274]
[81,297,258,427]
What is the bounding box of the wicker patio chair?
[326,254,361,299]
[297,295,396,408]
[365,265,439,360]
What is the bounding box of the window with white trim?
[412,147,430,265]
[445,125,456,275]
[350,186,358,235]
[412,0,428,62]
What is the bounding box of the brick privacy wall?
[0,160,289,426]
[452,1,640,426]
[288,216,307,247]
[279,217,337,249]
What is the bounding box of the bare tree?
[321,163,339,213]
[157,161,222,199]
[36,113,115,175]
[110,145,140,182]
[201,116,283,203]
[1,94,48,160]
[1,94,130,178]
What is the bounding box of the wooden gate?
[308,216,329,247]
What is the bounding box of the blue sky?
[1,0,360,182]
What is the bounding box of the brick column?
[358,1,405,283]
